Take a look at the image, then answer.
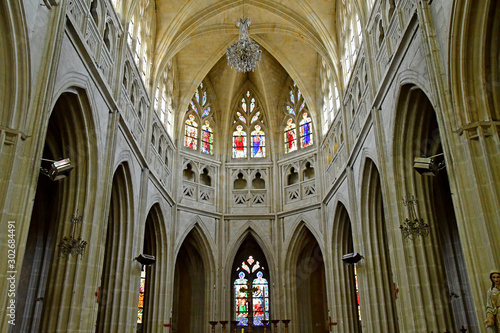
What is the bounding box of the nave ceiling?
[122,0,359,127]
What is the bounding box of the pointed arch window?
[183,82,215,154]
[232,90,266,159]
[234,256,270,327]
[284,83,313,153]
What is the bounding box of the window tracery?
[234,256,270,327]
[284,83,313,153]
[232,90,266,159]
[183,82,215,155]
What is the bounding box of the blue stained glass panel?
[202,107,211,118]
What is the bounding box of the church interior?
[0,0,499,332]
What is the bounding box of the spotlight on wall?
[40,158,73,181]
[413,153,445,176]
[135,254,156,266]
[341,252,363,265]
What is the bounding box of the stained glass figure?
[252,271,269,326]
[202,107,211,118]
[234,256,270,327]
[234,272,249,326]
[184,114,198,150]
[299,113,313,148]
[201,120,213,155]
[284,119,297,153]
[251,125,265,158]
[137,266,146,324]
[233,125,247,158]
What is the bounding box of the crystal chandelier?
[400,196,430,240]
[57,210,87,258]
[226,17,262,72]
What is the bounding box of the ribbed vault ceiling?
[150,0,344,126]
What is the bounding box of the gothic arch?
[358,157,398,332]
[450,0,500,125]
[225,226,275,275]
[96,162,136,332]
[284,221,328,333]
[227,232,274,328]
[139,203,168,331]
[393,84,478,331]
[0,0,30,130]
[17,90,99,332]
[330,202,361,333]
[172,223,215,332]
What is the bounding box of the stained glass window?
[233,125,247,158]
[184,114,198,150]
[232,90,266,159]
[251,125,265,158]
[284,119,297,154]
[201,120,213,155]
[354,264,362,322]
[284,83,313,152]
[234,256,270,327]
[299,113,313,148]
[185,82,214,154]
[137,266,146,324]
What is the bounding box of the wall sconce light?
[413,153,445,176]
[342,252,364,264]
[57,209,87,258]
[400,196,429,239]
[135,254,156,266]
[40,158,73,181]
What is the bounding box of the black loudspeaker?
[341,252,363,264]
[135,254,156,266]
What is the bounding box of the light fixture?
[57,210,87,258]
[135,254,156,266]
[400,196,429,239]
[226,1,262,72]
[413,153,445,176]
[342,252,364,264]
[40,158,73,181]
